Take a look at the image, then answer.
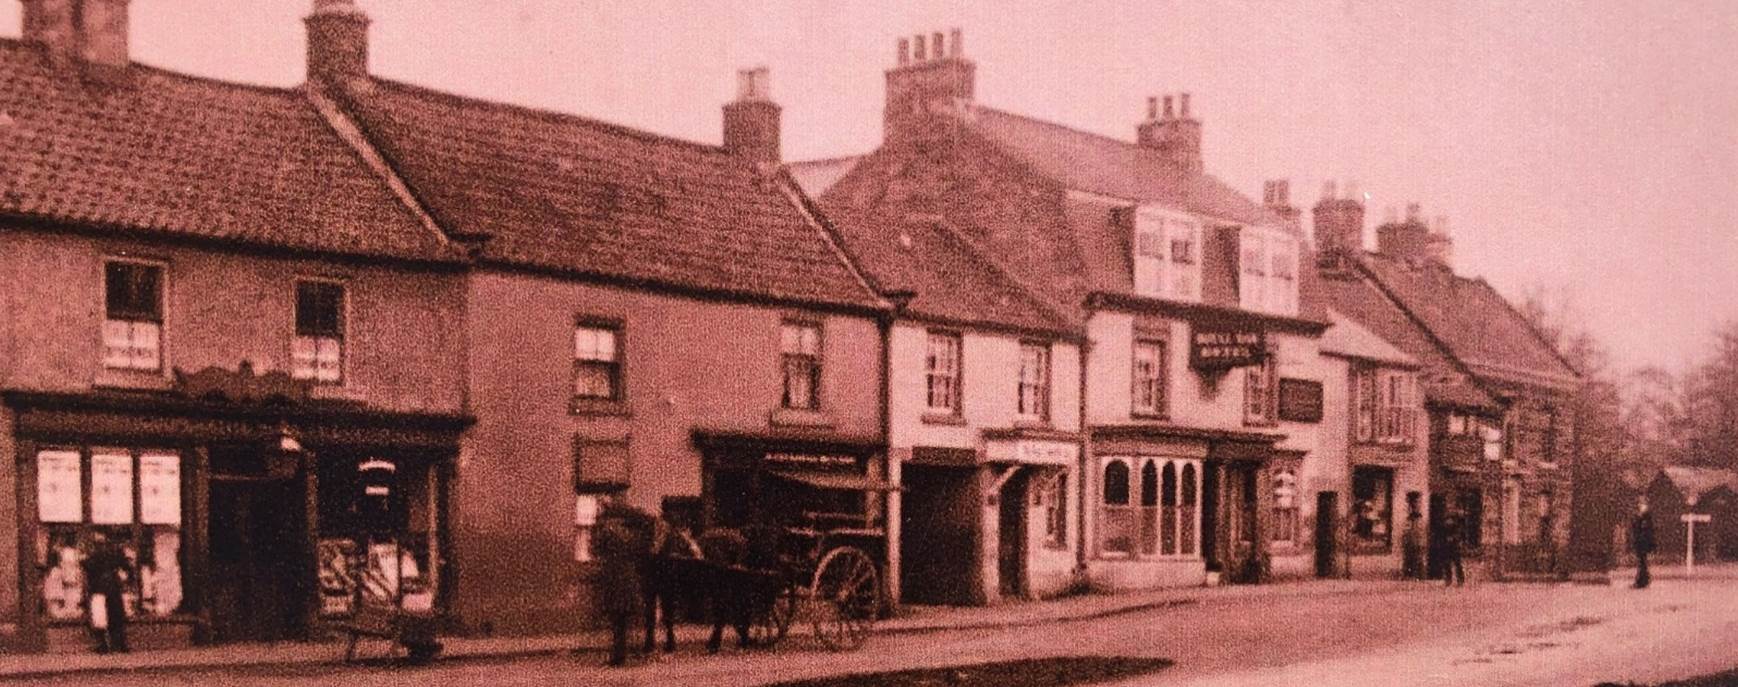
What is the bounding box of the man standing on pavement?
[1631,499,1655,589]
[1441,511,1466,587]
[82,531,131,653]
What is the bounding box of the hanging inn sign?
[1190,323,1267,370]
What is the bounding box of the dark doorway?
[1315,491,1338,578]
[997,471,1028,599]
[899,464,977,605]
[207,456,309,643]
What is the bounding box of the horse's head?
[698,529,748,566]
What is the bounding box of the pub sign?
[1278,378,1325,423]
[1189,324,1266,370]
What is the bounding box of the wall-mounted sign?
[1278,379,1325,423]
[766,453,856,467]
[1189,325,1266,370]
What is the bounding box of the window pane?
[295,282,344,336]
[106,262,162,321]
[128,322,161,371]
[91,452,134,525]
[575,363,614,399]
[1102,461,1130,505]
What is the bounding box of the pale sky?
[4,1,1734,374]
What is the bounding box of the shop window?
[35,449,185,622]
[1457,490,1485,549]
[1139,460,1160,555]
[1017,342,1050,422]
[293,280,346,383]
[1244,356,1277,426]
[1100,459,1134,555]
[1131,339,1167,417]
[1037,472,1068,550]
[924,331,962,414]
[780,321,822,410]
[573,321,623,401]
[1180,463,1198,555]
[1271,467,1300,546]
[1160,462,1178,555]
[102,260,164,371]
[1351,466,1393,552]
[315,456,438,616]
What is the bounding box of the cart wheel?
[749,586,798,647]
[810,546,879,651]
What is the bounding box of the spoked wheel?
[810,546,880,651]
[749,584,798,647]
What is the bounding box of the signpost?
[1189,325,1266,370]
[1682,512,1711,574]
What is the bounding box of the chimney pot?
[897,37,910,66]
[950,28,963,57]
[1162,95,1174,119]
[1180,92,1192,119]
[723,66,781,166]
[1146,96,1159,121]
[932,32,944,59]
[913,34,927,61]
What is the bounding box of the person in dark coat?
[1631,500,1656,589]
[82,531,131,653]
[1441,512,1466,587]
[593,503,650,666]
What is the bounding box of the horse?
[697,525,785,654]
[640,518,703,654]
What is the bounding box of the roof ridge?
[1349,255,1505,408]
[769,167,890,310]
[364,77,730,156]
[790,153,869,167]
[1472,278,1585,381]
[0,37,303,98]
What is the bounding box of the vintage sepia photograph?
[1,1,1735,685]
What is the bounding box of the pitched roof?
[1317,265,1500,410]
[962,107,1286,228]
[1659,465,1738,503]
[1320,308,1418,368]
[0,40,460,263]
[819,203,1075,335]
[331,78,882,309]
[1359,254,1580,391]
[787,155,864,198]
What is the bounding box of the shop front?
[981,430,1079,601]
[5,374,468,653]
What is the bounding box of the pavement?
[0,574,1432,681]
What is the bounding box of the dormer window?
[1239,227,1299,316]
[1132,208,1201,303]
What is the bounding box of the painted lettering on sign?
[1189,326,1266,370]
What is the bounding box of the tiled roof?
[820,203,1075,335]
[1318,266,1500,410]
[1360,254,1580,390]
[962,107,1287,228]
[332,78,882,309]
[0,40,460,263]
[787,155,863,198]
[1320,308,1418,367]
[1659,465,1738,503]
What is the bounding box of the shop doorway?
[207,463,309,643]
[997,471,1028,599]
[1315,491,1338,578]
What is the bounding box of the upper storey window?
[103,261,164,372]
[1239,227,1299,316]
[1132,208,1202,303]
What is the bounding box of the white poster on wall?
[139,453,180,525]
[90,452,134,525]
[36,450,83,523]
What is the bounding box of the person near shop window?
[82,531,132,653]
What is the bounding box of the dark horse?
[637,522,785,655]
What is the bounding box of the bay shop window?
[1100,457,1200,558]
[35,448,187,623]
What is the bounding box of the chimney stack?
[723,66,782,167]
[1136,92,1203,172]
[1312,178,1366,258]
[21,0,131,75]
[884,28,975,143]
[1264,180,1302,235]
[305,0,370,86]
[1376,200,1433,263]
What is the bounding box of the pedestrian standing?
[1631,500,1655,589]
[1442,512,1466,587]
[1402,511,1425,579]
[82,531,131,653]
[593,504,649,667]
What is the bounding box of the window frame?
[1098,455,1201,560]
[291,278,349,385]
[572,318,626,406]
[1243,354,1278,426]
[1016,340,1051,423]
[1350,466,1395,553]
[1131,209,1202,302]
[101,258,168,373]
[1037,471,1069,550]
[1237,227,1299,316]
[923,330,964,416]
[1131,338,1168,419]
[1270,466,1301,547]
[780,320,824,410]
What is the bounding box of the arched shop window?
[1098,456,1200,560]
[1101,460,1134,555]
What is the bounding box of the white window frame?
[1017,341,1050,422]
[780,321,823,410]
[291,278,348,384]
[1131,339,1167,417]
[1238,227,1299,316]
[1244,355,1277,426]
[1132,208,1202,303]
[572,321,624,401]
[1375,370,1418,444]
[102,258,167,373]
[924,331,962,415]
